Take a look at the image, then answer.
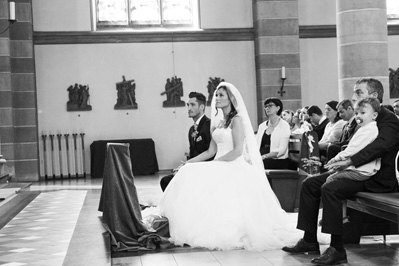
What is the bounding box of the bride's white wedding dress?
[160,125,303,251]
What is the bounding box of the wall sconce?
[0,2,17,34]
[278,66,287,97]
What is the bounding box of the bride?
[160,82,300,251]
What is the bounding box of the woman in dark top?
[256,97,291,169]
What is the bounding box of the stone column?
[0,0,39,181]
[253,0,302,125]
[337,0,389,102]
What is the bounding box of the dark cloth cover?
[99,143,170,252]
[90,138,159,178]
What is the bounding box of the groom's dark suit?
[297,106,399,236]
[188,115,212,159]
[160,115,212,191]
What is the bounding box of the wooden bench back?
[287,132,321,175]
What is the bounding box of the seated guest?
[296,106,312,132]
[326,99,359,160]
[300,106,310,122]
[282,109,300,132]
[290,109,307,134]
[282,78,399,266]
[307,105,329,141]
[325,97,382,224]
[318,101,346,153]
[256,97,291,169]
[292,111,301,129]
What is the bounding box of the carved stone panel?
[114,76,138,110]
[206,77,224,106]
[161,76,185,107]
[389,67,399,98]
[67,84,92,111]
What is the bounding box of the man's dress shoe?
[311,246,347,265]
[282,238,320,254]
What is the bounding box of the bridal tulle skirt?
[160,157,304,251]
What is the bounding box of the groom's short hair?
[189,92,206,106]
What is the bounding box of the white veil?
[210,82,265,177]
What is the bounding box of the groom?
[283,78,399,265]
[160,92,212,191]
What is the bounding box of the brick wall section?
[336,0,389,102]
[253,0,302,125]
[0,0,39,181]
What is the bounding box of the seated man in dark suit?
[326,99,359,161]
[307,105,329,141]
[283,78,399,265]
[160,92,212,191]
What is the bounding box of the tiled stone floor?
[0,190,87,266]
[0,174,398,266]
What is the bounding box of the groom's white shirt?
[194,114,205,127]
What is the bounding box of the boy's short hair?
[355,97,381,113]
[189,92,206,106]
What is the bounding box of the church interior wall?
[33,0,256,172]
[31,0,399,173]
[298,0,336,25]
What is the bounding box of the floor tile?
[9,248,35,253]
[173,252,219,266]
[0,190,87,266]
[0,263,28,266]
[2,175,398,266]
[212,250,272,266]
[141,253,177,266]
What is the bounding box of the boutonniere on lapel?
[191,124,199,140]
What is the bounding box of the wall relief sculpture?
[389,67,399,98]
[161,76,185,107]
[114,76,138,110]
[67,84,92,111]
[206,77,225,106]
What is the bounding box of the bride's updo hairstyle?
[215,85,238,128]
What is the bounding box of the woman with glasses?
[256,97,291,169]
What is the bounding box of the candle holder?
[278,78,287,97]
[0,19,16,35]
[0,1,17,34]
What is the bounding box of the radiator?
[39,132,86,179]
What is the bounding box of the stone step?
[0,183,40,229]
[0,174,10,185]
